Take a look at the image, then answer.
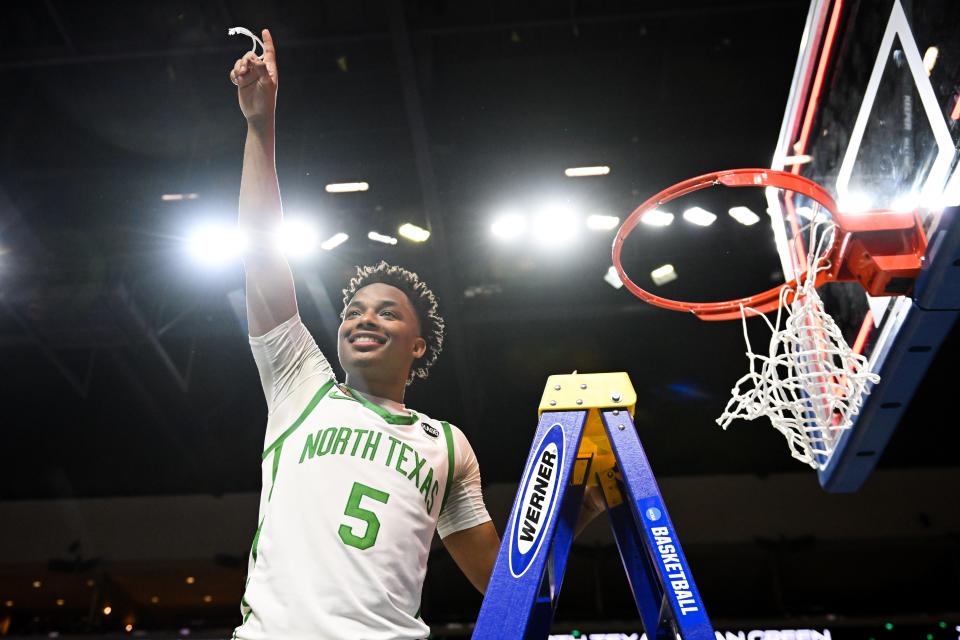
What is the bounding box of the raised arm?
[230,29,297,337]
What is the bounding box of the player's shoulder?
[409,409,465,441]
[415,412,477,460]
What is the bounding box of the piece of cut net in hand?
[715,219,881,469]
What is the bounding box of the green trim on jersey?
[262,378,336,461]
[339,384,419,425]
[439,421,456,515]
[250,517,265,563]
[267,449,281,501]
[237,379,336,639]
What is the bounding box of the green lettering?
[385,436,402,467]
[395,443,413,475]
[427,480,439,513]
[350,429,369,457]
[419,466,434,507]
[362,430,381,461]
[317,427,338,457]
[299,430,320,463]
[407,450,426,484]
[333,427,352,455]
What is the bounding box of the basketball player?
[228,29,604,639]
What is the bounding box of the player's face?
[338,283,427,383]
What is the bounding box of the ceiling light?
[728,206,760,226]
[150,596,160,604]
[564,166,611,177]
[325,182,369,193]
[603,266,624,289]
[185,576,195,585]
[277,219,319,258]
[125,624,134,632]
[640,209,674,227]
[491,213,526,241]
[923,46,939,75]
[103,606,112,615]
[682,207,716,226]
[398,223,430,242]
[320,232,349,250]
[32,581,41,589]
[187,224,247,265]
[532,203,578,246]
[651,263,677,286]
[161,193,199,201]
[586,214,620,230]
[368,231,398,245]
[202,595,213,603]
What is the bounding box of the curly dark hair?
[341,261,445,384]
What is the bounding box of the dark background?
[0,0,957,638]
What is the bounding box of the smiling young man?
[228,30,502,640]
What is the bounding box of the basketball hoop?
[611,169,926,321]
[612,168,927,469]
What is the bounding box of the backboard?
[771,0,960,491]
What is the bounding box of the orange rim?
[611,169,840,321]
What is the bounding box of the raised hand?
[229,29,279,128]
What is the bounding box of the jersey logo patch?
[329,389,354,401]
[422,423,440,438]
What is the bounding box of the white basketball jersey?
[232,378,455,640]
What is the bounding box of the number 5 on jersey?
[339,482,390,550]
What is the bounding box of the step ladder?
[473,372,714,640]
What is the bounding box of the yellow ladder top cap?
[538,372,636,416]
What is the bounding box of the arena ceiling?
[0,0,954,501]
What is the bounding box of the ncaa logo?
[509,423,565,578]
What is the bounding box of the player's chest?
[278,395,450,512]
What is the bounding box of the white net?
[715,220,881,469]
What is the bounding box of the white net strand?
[228,27,265,59]
[715,220,881,470]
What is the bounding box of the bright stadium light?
[187,223,247,265]
[923,46,939,75]
[586,214,620,230]
[728,206,760,226]
[682,206,716,226]
[651,263,677,286]
[368,231,398,245]
[398,223,430,243]
[532,203,578,246]
[277,219,319,257]
[325,182,369,193]
[564,166,611,177]
[641,209,674,227]
[603,265,624,289]
[320,232,349,250]
[491,213,527,241]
